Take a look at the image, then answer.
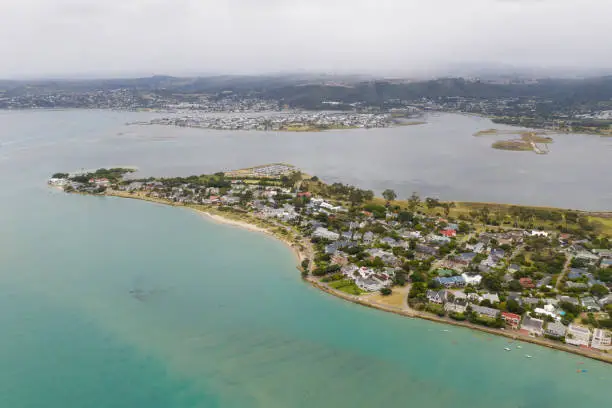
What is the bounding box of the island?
[474,130,554,154]
[49,165,612,363]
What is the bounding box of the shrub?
[380,287,392,296]
[450,312,466,321]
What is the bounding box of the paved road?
[555,253,573,290]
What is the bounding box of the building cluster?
[140,111,393,131]
[0,89,151,110]
[0,88,280,112]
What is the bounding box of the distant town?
[3,75,611,135]
[49,164,612,362]
[132,111,402,131]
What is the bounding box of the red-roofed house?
[89,178,110,187]
[501,312,522,330]
[297,192,312,198]
[440,229,457,238]
[519,278,535,289]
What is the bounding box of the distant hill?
[2,74,612,110]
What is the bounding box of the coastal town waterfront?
[130,111,404,131]
[50,164,612,363]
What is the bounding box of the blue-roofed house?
[471,305,500,319]
[568,268,587,280]
[471,242,486,254]
[435,276,466,288]
[458,252,477,263]
[427,290,448,304]
[601,258,612,268]
[380,237,399,247]
[536,276,552,288]
[585,273,604,287]
[491,248,505,259]
[341,231,354,240]
[428,235,451,245]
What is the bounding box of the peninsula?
[49,165,612,363]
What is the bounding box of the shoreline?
[103,190,311,266]
[196,210,308,265]
[99,190,611,364]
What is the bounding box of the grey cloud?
[0,0,610,78]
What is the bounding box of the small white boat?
[442,329,450,332]
[525,355,533,358]
[517,345,522,349]
[504,347,511,351]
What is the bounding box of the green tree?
[394,272,407,286]
[240,190,254,205]
[506,299,524,314]
[425,197,440,209]
[380,287,392,296]
[408,239,417,250]
[443,202,455,218]
[590,284,609,298]
[382,189,397,203]
[508,280,523,292]
[348,190,365,206]
[408,192,421,212]
[398,211,414,224]
[482,274,502,292]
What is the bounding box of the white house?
[574,251,600,265]
[313,227,340,241]
[356,276,387,292]
[565,324,591,347]
[481,293,500,304]
[48,178,68,186]
[461,273,482,286]
[520,316,544,337]
[426,290,447,304]
[591,329,611,351]
[534,304,561,321]
[530,230,549,237]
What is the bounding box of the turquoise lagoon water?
[0,110,610,407]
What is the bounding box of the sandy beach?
[196,210,310,265]
[104,190,311,266]
[101,189,610,364]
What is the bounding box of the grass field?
[329,280,363,295]
[367,197,612,237]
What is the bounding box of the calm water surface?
[1,109,610,209]
[0,110,610,407]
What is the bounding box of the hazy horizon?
[2,0,612,79]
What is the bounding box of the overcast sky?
[1,0,611,78]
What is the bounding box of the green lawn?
[329,279,363,295]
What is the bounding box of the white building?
[461,273,482,286]
[565,324,591,347]
[355,276,387,292]
[313,227,340,241]
[48,178,68,186]
[591,329,611,351]
[534,304,561,321]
